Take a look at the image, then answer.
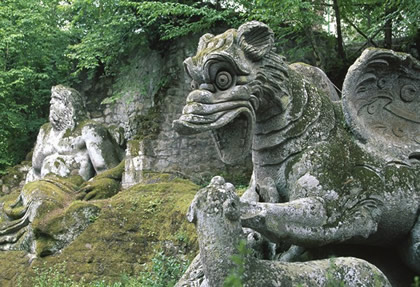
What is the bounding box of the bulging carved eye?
[400,84,417,102]
[215,71,233,90]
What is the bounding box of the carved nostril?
[186,89,213,104]
[409,152,420,162]
[191,80,199,90]
[199,83,216,93]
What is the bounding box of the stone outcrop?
[174,21,420,283]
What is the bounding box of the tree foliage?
[66,0,141,76]
[0,0,418,172]
[0,0,74,172]
[340,0,419,43]
[66,0,242,76]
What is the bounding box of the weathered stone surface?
[342,48,420,164]
[174,20,420,280]
[179,176,391,287]
[290,62,340,101]
[88,48,165,139]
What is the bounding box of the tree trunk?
[384,18,392,48]
[384,5,396,49]
[333,0,346,60]
[215,0,221,11]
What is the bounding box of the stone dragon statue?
[173,20,420,280]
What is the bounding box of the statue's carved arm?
[182,176,391,287]
[82,123,122,174]
[26,126,52,182]
[240,196,382,247]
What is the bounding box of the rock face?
[180,176,391,287]
[120,41,251,187]
[174,20,420,281]
[77,38,251,188]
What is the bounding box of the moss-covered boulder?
[1,173,199,286]
[33,200,101,257]
[0,251,31,285]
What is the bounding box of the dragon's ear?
[238,21,274,61]
[197,33,214,52]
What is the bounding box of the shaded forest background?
[0,0,418,173]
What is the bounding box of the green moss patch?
[34,201,101,257]
[12,173,199,286]
[0,251,30,286]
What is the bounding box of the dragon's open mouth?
[173,101,255,164]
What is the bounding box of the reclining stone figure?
[173,20,420,276]
[0,85,124,255]
[26,85,123,183]
[179,176,391,287]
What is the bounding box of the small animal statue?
[182,176,391,287]
[173,21,420,274]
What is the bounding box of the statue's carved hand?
[76,159,125,200]
[77,178,120,200]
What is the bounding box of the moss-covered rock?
[0,251,30,285]
[77,160,125,201]
[6,173,199,287]
[33,200,101,257]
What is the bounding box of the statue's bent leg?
[399,213,420,273]
[0,178,75,252]
[240,196,381,247]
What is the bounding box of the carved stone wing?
[342,48,420,164]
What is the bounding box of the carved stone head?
[173,21,290,164]
[186,176,243,287]
[49,85,87,131]
[187,176,240,224]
